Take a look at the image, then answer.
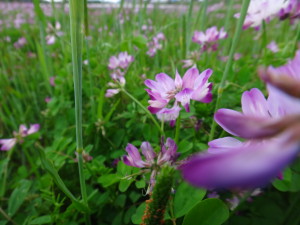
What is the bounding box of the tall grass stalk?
[69,0,90,223]
[209,0,250,141]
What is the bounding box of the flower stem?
[209,0,250,141]
[199,0,208,30]
[121,88,164,136]
[69,0,90,223]
[174,114,181,144]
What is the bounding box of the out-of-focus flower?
[180,124,300,189]
[147,33,165,57]
[49,76,56,86]
[0,124,40,151]
[192,26,227,52]
[45,97,52,103]
[123,138,178,193]
[267,41,279,53]
[279,0,300,22]
[145,67,213,119]
[180,52,300,189]
[261,50,300,95]
[14,37,27,49]
[108,52,134,70]
[46,21,64,45]
[235,0,292,29]
[182,51,201,68]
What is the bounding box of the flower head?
[235,0,292,29]
[0,124,40,151]
[145,67,213,123]
[192,26,227,52]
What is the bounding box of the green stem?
[174,114,181,144]
[209,0,250,141]
[199,0,208,30]
[121,88,164,136]
[69,0,90,223]
[293,21,300,52]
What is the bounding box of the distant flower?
[182,51,201,68]
[146,33,165,57]
[267,41,279,53]
[49,76,56,86]
[108,52,134,70]
[192,26,227,52]
[14,37,27,49]
[106,52,134,98]
[0,124,40,151]
[46,22,64,45]
[45,97,52,103]
[145,67,213,124]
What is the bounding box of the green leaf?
[135,179,146,189]
[131,202,146,224]
[182,199,229,225]
[30,215,52,224]
[178,140,193,153]
[119,179,133,192]
[273,168,300,192]
[174,182,206,218]
[97,174,120,187]
[8,179,31,217]
[36,146,89,213]
[132,35,147,49]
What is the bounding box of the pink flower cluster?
[106,52,134,98]
[123,138,178,193]
[145,67,213,125]
[146,32,165,57]
[192,26,227,52]
[0,124,40,151]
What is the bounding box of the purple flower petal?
[214,108,278,138]
[182,67,199,89]
[175,88,193,112]
[241,88,269,117]
[180,129,300,189]
[27,124,40,135]
[208,137,243,154]
[141,142,156,163]
[124,144,146,168]
[0,138,17,151]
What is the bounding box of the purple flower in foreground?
[180,128,300,189]
[145,67,213,123]
[192,26,227,52]
[260,50,300,98]
[180,52,300,189]
[0,124,40,151]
